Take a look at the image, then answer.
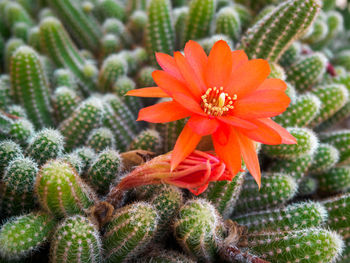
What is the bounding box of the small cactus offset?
[72,146,96,173]
[103,202,159,263]
[320,130,350,165]
[268,155,313,182]
[310,84,348,128]
[273,93,321,127]
[35,159,97,218]
[315,166,350,193]
[26,128,64,165]
[52,86,82,122]
[239,0,321,62]
[286,53,327,92]
[86,127,116,153]
[50,215,102,263]
[7,118,35,146]
[247,228,344,263]
[0,212,57,261]
[200,170,246,218]
[0,140,22,176]
[58,97,104,151]
[234,173,298,214]
[128,129,162,152]
[10,45,53,129]
[86,149,122,194]
[233,201,327,233]
[0,156,38,216]
[215,7,241,42]
[309,143,339,173]
[263,127,318,159]
[173,199,224,262]
[322,194,350,239]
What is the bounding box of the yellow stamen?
[201,87,237,117]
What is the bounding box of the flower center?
[201,87,237,116]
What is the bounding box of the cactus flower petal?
[127,40,296,187]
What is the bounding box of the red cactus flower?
[117,150,235,195]
[127,40,296,187]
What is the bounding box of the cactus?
[298,176,318,196]
[278,41,301,68]
[35,159,97,218]
[234,201,327,233]
[0,212,56,261]
[58,97,104,151]
[174,199,224,262]
[128,129,161,152]
[316,166,350,193]
[98,54,128,93]
[0,140,22,176]
[102,104,135,151]
[103,202,158,263]
[4,38,24,73]
[0,156,38,216]
[322,194,350,239]
[127,10,148,43]
[10,46,53,129]
[86,149,122,194]
[136,66,156,89]
[234,173,298,214]
[263,127,318,160]
[101,34,122,59]
[182,0,216,45]
[103,94,140,134]
[286,53,327,92]
[72,146,96,173]
[273,93,321,127]
[52,68,78,91]
[7,105,27,118]
[309,143,339,173]
[39,17,95,95]
[302,19,328,44]
[268,155,313,182]
[145,0,175,63]
[113,76,142,117]
[26,129,64,165]
[215,7,241,42]
[52,86,82,122]
[268,63,286,80]
[320,130,350,165]
[310,84,348,128]
[239,0,321,62]
[11,22,29,42]
[248,228,344,263]
[94,0,125,22]
[61,152,84,175]
[3,1,34,28]
[50,215,102,263]
[47,0,102,53]
[0,75,11,110]
[148,185,183,239]
[101,18,132,47]
[8,118,34,146]
[201,170,246,218]
[86,127,115,153]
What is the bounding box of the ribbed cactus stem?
[50,215,102,263]
[320,130,350,165]
[86,127,116,153]
[52,86,82,122]
[239,0,321,62]
[182,0,216,46]
[39,17,95,95]
[248,228,344,263]
[10,45,53,129]
[0,140,22,176]
[233,201,327,233]
[103,202,158,263]
[47,0,102,53]
[145,0,175,63]
[35,159,97,218]
[86,149,122,194]
[128,129,162,152]
[0,212,57,261]
[174,199,224,262]
[26,128,64,165]
[58,97,104,151]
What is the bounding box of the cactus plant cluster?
[1,0,350,262]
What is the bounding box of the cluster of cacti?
[1,0,350,262]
